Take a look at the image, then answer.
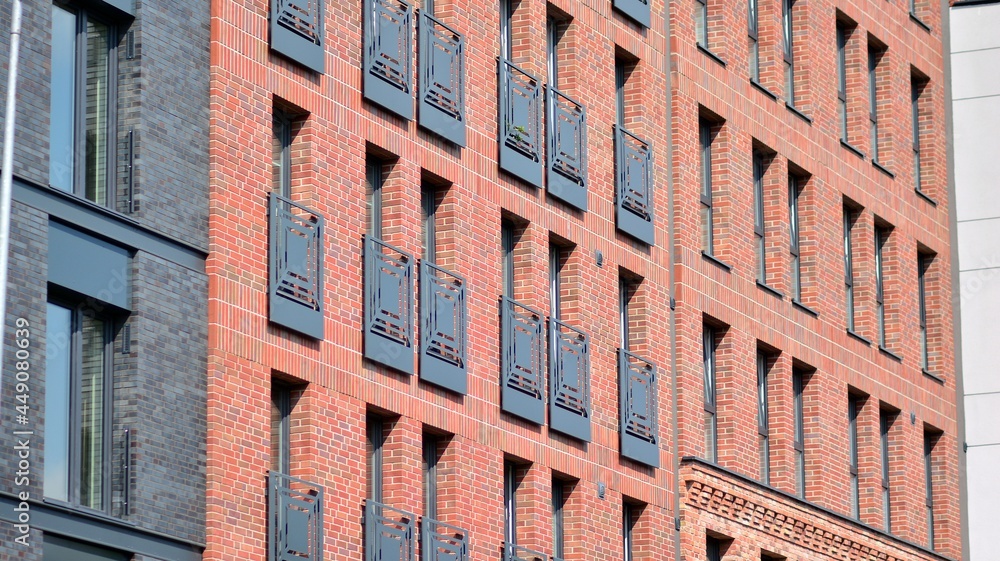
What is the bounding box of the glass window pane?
[44,303,73,502]
[50,6,78,192]
[79,313,106,510]
[84,18,111,205]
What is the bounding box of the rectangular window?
[504,461,517,547]
[869,46,882,163]
[848,396,860,519]
[695,0,708,47]
[502,220,515,299]
[273,113,292,198]
[423,433,439,522]
[748,0,759,82]
[836,24,849,142]
[793,369,806,498]
[44,301,114,512]
[703,325,718,463]
[547,17,559,89]
[707,536,722,561]
[875,226,887,349]
[619,276,632,351]
[789,176,802,301]
[844,206,856,332]
[918,254,931,372]
[500,0,512,60]
[615,59,627,128]
[925,432,936,549]
[366,415,385,504]
[49,4,116,206]
[757,351,770,484]
[366,158,384,240]
[912,78,924,192]
[550,244,564,320]
[271,382,291,474]
[422,185,438,263]
[700,120,714,256]
[783,0,795,103]
[553,479,566,560]
[623,503,635,561]
[753,152,766,284]
[881,410,893,533]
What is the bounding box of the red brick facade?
[206,0,958,558]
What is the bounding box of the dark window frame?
[875,226,888,349]
[792,369,806,498]
[924,432,936,549]
[748,0,759,82]
[553,479,566,560]
[695,0,709,47]
[500,0,512,61]
[789,176,802,301]
[848,396,861,519]
[836,24,849,142]
[753,152,766,284]
[550,243,564,321]
[421,184,438,264]
[502,220,515,300]
[273,112,293,199]
[271,382,292,474]
[503,461,518,547]
[547,17,559,90]
[367,415,385,504]
[912,77,925,193]
[366,158,384,240]
[619,276,634,351]
[623,502,636,561]
[756,350,770,485]
[707,536,722,561]
[703,325,718,463]
[423,433,439,522]
[868,46,883,164]
[782,0,795,104]
[843,206,856,332]
[880,410,893,533]
[918,253,931,372]
[700,121,715,256]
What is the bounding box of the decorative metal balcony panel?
[546,88,588,211]
[364,0,414,119]
[364,236,415,375]
[505,543,548,561]
[613,0,650,26]
[498,58,543,188]
[614,126,655,245]
[419,13,466,146]
[421,518,469,561]
[420,261,467,394]
[501,296,545,424]
[549,319,591,442]
[619,349,660,467]
[365,501,415,561]
[269,471,324,561]
[269,193,325,339]
[271,0,325,72]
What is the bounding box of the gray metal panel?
[619,349,660,467]
[498,59,543,188]
[418,13,466,146]
[505,543,548,561]
[364,236,415,375]
[546,88,588,211]
[549,319,591,442]
[269,472,324,561]
[93,0,136,17]
[614,126,655,245]
[44,535,129,561]
[419,261,468,393]
[501,297,545,424]
[365,501,415,561]
[48,221,132,311]
[271,0,325,72]
[613,0,650,26]
[364,0,415,119]
[421,518,469,561]
[269,193,325,339]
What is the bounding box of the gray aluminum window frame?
[836,24,849,142]
[756,351,770,485]
[422,185,438,264]
[271,382,292,474]
[273,112,293,198]
[695,0,708,47]
[367,416,385,504]
[789,176,802,301]
[844,207,856,332]
[782,0,795,104]
[547,18,559,90]
[500,0,512,61]
[623,503,635,561]
[707,536,722,561]
[868,47,881,164]
[619,276,633,351]
[875,226,887,349]
[550,244,563,320]
[748,0,759,82]
[615,60,627,128]
[700,121,715,256]
[703,325,718,463]
[502,220,515,299]
[848,396,860,519]
[793,369,806,498]
[924,432,935,549]
[918,254,931,372]
[366,158,384,240]
[504,461,517,547]
[553,480,566,559]
[912,78,924,193]
[880,410,892,533]
[423,433,439,522]
[753,152,766,284]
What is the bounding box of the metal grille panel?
[269,193,324,339]
[419,13,466,145]
[498,58,543,187]
[505,543,548,561]
[364,236,415,375]
[271,0,325,71]
[619,349,660,467]
[501,296,545,424]
[365,501,415,561]
[613,0,650,27]
[364,0,414,118]
[547,88,588,210]
[421,518,468,561]
[614,126,654,245]
[549,319,591,441]
[269,472,324,561]
[420,262,467,393]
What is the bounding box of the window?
[44,301,114,512]
[706,536,722,561]
[422,184,438,263]
[619,276,635,351]
[782,0,795,103]
[500,0,512,61]
[502,219,515,299]
[792,369,806,498]
[273,113,292,198]
[880,409,893,533]
[550,243,564,320]
[703,325,718,463]
[848,396,861,519]
[423,433,440,522]
[366,415,385,505]
[748,0,759,82]
[695,0,708,47]
[789,176,802,301]
[503,461,517,547]
[918,253,932,372]
[756,351,770,484]
[843,206,856,332]
[753,152,766,284]
[547,17,559,89]
[553,479,567,560]
[271,382,292,474]
[875,226,888,348]
[623,503,636,561]
[924,431,937,549]
[615,59,627,129]
[836,24,849,142]
[912,77,926,193]
[366,158,384,240]
[868,46,884,164]
[700,120,715,256]
[49,4,116,206]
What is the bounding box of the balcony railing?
[420,261,468,394]
[501,296,545,424]
[364,235,415,375]
[546,88,588,210]
[614,126,654,245]
[419,12,466,145]
[549,319,591,442]
[505,543,548,561]
[619,349,660,467]
[269,471,324,561]
[270,0,325,72]
[365,500,415,561]
[498,58,543,187]
[421,518,469,561]
[269,193,325,339]
[364,0,414,118]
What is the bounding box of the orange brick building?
[205,0,960,559]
